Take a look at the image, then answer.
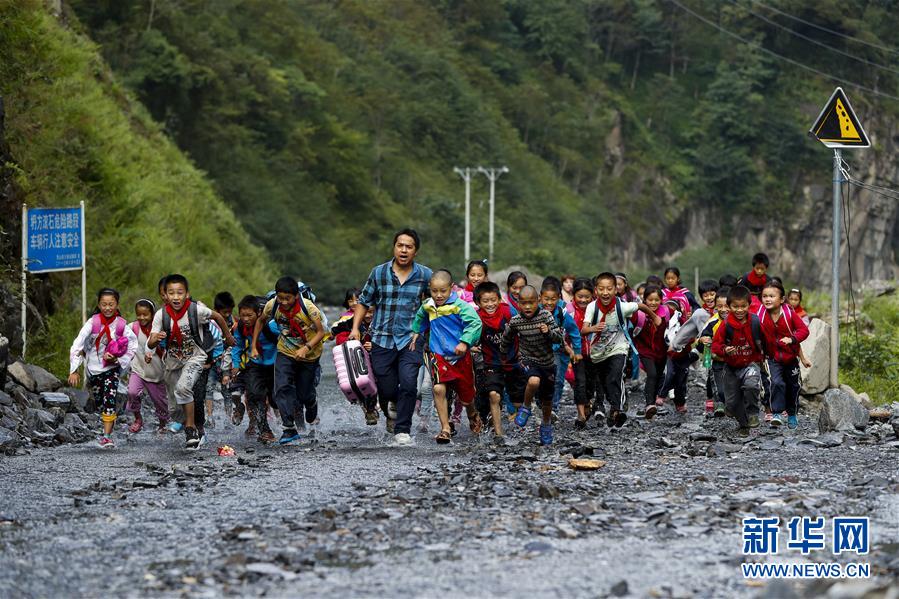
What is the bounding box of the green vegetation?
[839,294,899,405]
[70,0,899,300]
[0,1,275,375]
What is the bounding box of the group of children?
[67,251,814,450]
[69,273,327,449]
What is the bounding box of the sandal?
[435,430,452,444]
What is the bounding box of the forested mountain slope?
[71,0,899,297]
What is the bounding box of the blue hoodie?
[231,319,278,367]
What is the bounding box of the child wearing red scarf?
[253,276,328,445]
[68,288,137,449]
[581,273,654,428]
[148,274,236,451]
[125,299,169,434]
[738,252,771,301]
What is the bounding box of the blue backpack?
[615,299,641,381]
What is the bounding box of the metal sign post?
[830,150,842,389]
[808,87,870,389]
[21,202,87,358]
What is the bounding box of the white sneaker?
[393,432,413,446]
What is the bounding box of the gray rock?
[0,390,12,407]
[0,426,20,454]
[59,387,90,411]
[610,580,629,597]
[29,364,61,393]
[10,386,41,410]
[25,408,57,432]
[40,392,70,408]
[7,361,35,392]
[800,319,830,395]
[818,388,870,432]
[53,426,75,444]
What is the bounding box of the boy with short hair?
[711,285,766,436]
[539,279,581,422]
[252,276,327,445]
[581,272,649,428]
[205,291,236,429]
[473,281,520,443]
[501,285,563,446]
[148,274,236,450]
[231,295,278,442]
[738,253,771,300]
[698,287,730,417]
[410,270,483,444]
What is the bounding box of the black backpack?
[161,302,215,354]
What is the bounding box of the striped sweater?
[500,309,563,368]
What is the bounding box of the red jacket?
[633,311,668,362]
[755,305,809,364]
[711,313,765,369]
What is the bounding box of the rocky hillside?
[0,1,275,372]
[69,0,899,296]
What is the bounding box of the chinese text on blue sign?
[26,207,83,272]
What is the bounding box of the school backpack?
[87,314,127,355]
[588,299,640,380]
[161,302,215,353]
[265,281,329,330]
[724,313,766,354]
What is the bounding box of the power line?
[667,0,899,102]
[729,0,899,77]
[749,0,899,56]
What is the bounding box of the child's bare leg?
[433,384,450,433]
[205,398,214,419]
[183,402,195,429]
[541,388,552,424]
[577,404,588,421]
[489,391,503,435]
[523,376,540,409]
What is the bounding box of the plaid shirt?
[358,259,432,350]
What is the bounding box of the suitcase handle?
[351,347,369,376]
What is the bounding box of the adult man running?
[351,229,432,446]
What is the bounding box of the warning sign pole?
[809,86,869,390]
[830,149,842,389]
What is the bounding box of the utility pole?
[476,166,509,263]
[453,167,474,265]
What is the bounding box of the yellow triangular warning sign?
[809,87,870,148]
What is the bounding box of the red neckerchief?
[465,282,475,293]
[95,313,119,352]
[597,300,615,322]
[703,301,715,313]
[478,303,510,330]
[746,270,766,287]
[139,321,164,358]
[239,322,262,354]
[165,299,191,346]
[572,304,587,329]
[278,300,308,341]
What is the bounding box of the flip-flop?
[435,430,452,444]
